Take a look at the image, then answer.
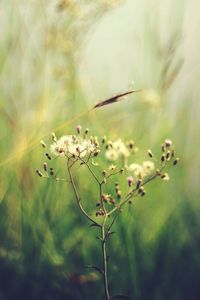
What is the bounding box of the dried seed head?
[173,157,179,165]
[148,149,153,158]
[40,140,46,148]
[36,170,43,177]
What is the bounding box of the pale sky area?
[80,0,200,107]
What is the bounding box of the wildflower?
[142,161,155,175]
[128,163,143,177]
[105,149,118,161]
[105,139,130,161]
[50,135,98,159]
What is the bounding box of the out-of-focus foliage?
[0,0,199,299]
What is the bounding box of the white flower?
[128,163,144,177]
[50,135,97,158]
[105,139,130,161]
[128,161,155,178]
[112,139,130,157]
[105,149,119,161]
[142,161,155,176]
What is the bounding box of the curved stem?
[67,160,101,227]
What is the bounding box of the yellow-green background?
[0,1,199,299]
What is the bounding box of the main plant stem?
[102,215,110,300]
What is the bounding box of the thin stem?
[101,214,110,300]
[67,160,101,227]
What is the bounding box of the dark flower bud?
[36,170,43,177]
[148,149,153,158]
[173,157,179,165]
[43,162,48,172]
[45,153,51,160]
[161,154,165,162]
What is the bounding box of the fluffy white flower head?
[50,135,97,158]
[105,139,130,161]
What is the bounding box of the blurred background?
[0,0,200,299]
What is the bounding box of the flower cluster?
[105,139,137,161]
[49,126,100,159]
[128,160,155,178]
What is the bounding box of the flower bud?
[148,149,153,158]
[52,132,57,142]
[43,162,48,172]
[40,140,46,148]
[76,125,81,134]
[127,176,134,187]
[173,157,179,165]
[165,139,172,148]
[45,153,51,160]
[36,170,43,177]
[161,154,165,162]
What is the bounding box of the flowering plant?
[37,126,179,300]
